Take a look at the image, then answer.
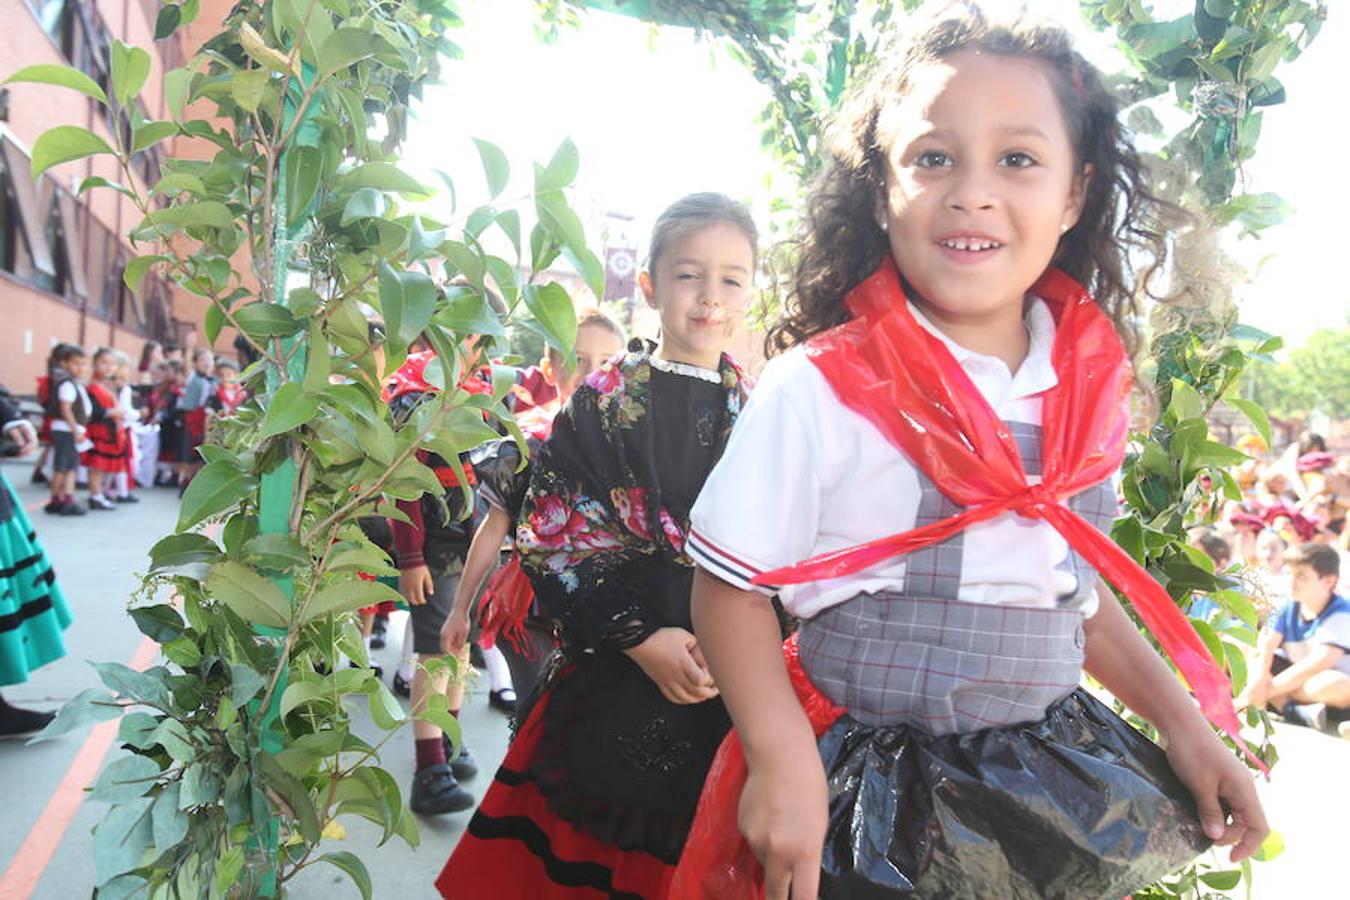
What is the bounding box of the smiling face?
[640,220,755,369]
[879,50,1086,332]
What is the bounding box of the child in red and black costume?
[212,358,247,415]
[81,348,129,511]
[385,349,489,816]
[175,349,214,489]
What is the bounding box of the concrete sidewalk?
[1,455,1346,898]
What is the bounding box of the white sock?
[483,645,513,694]
[397,616,416,682]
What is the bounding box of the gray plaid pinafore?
[796,423,1209,899]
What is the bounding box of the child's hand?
[1164,721,1269,862]
[740,736,829,900]
[441,608,470,656]
[398,565,435,606]
[623,627,718,705]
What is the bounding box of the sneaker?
[444,737,478,780]
[0,705,56,739]
[392,671,412,699]
[113,494,140,504]
[1282,701,1329,732]
[409,763,474,815]
[57,500,87,516]
[89,495,117,511]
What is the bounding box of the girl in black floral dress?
[437,194,758,899]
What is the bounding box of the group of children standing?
[35,342,244,515]
[421,9,1269,900]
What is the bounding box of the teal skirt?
[0,472,73,686]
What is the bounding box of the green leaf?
[285,145,322,227]
[89,754,161,803]
[92,662,169,705]
[151,718,196,762]
[379,262,437,351]
[340,162,430,196]
[319,27,389,77]
[151,784,187,852]
[233,301,302,339]
[4,64,108,105]
[30,688,122,742]
[536,137,580,192]
[298,579,403,626]
[110,41,152,105]
[129,603,187,641]
[340,186,389,226]
[1123,16,1198,60]
[132,120,177,153]
[280,681,326,718]
[1253,829,1285,861]
[439,239,486,288]
[472,137,510,197]
[229,67,269,113]
[260,751,322,843]
[177,460,256,531]
[76,176,135,199]
[1245,37,1289,84]
[154,3,183,40]
[151,172,206,196]
[163,67,193,121]
[123,254,170,292]
[92,796,153,886]
[145,200,235,231]
[317,852,373,900]
[523,283,577,357]
[243,532,309,571]
[1198,869,1242,890]
[260,382,320,438]
[205,560,291,629]
[1225,398,1272,451]
[213,847,245,896]
[1167,379,1206,422]
[180,761,221,807]
[30,126,114,179]
[365,680,406,730]
[117,713,160,750]
[229,664,267,708]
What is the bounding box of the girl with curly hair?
[678,7,1267,899]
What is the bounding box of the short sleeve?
[58,381,77,404]
[688,353,823,595]
[1312,606,1350,652]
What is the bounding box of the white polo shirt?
[688,297,1098,620]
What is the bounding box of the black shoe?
[114,494,140,504]
[489,688,517,715]
[409,763,474,815]
[392,672,412,698]
[348,659,383,680]
[31,470,48,485]
[469,644,485,670]
[0,705,56,739]
[444,737,478,780]
[58,500,87,516]
[89,495,117,511]
[369,632,387,650]
[44,499,63,514]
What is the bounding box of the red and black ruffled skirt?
[437,653,730,899]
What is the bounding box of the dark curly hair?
[766,5,1183,357]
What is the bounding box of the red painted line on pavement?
[0,636,160,899]
[24,497,48,514]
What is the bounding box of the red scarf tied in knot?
[753,260,1249,756]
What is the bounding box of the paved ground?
[0,455,1346,898]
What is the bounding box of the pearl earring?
[1060,223,1070,233]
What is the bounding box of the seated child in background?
[1239,542,1350,733]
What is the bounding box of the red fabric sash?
[752,260,1249,756]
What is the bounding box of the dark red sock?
[415,736,447,771]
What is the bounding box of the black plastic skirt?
[818,688,1210,899]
